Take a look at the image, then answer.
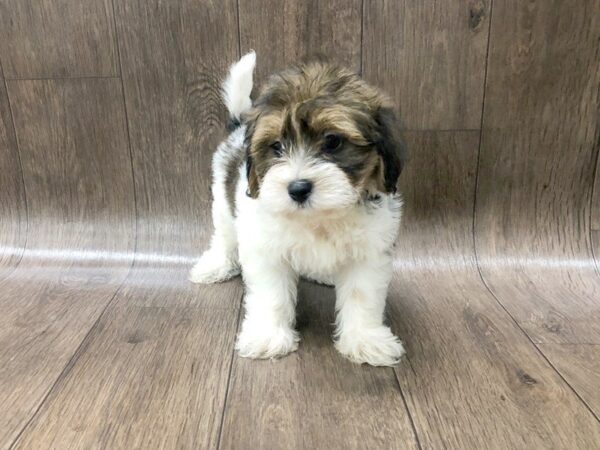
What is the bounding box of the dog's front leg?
[334,255,405,366]
[236,253,299,359]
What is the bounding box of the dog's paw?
[236,321,299,359]
[189,250,240,284]
[335,326,405,367]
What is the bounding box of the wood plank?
[594,164,600,231]
[475,0,600,344]
[0,62,26,277]
[12,304,239,449]
[6,79,135,253]
[594,230,600,274]
[363,0,490,130]
[111,0,242,309]
[592,154,600,268]
[238,0,362,82]
[0,268,130,448]
[10,2,245,446]
[390,131,600,449]
[220,281,419,450]
[0,78,135,447]
[0,0,118,78]
[538,344,600,417]
[474,0,600,429]
[113,0,238,261]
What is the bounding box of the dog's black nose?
[288,179,313,203]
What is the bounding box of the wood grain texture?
[594,230,600,274]
[473,0,600,429]
[105,0,243,321]
[389,131,600,449]
[9,2,245,447]
[113,0,238,260]
[220,281,418,450]
[238,0,362,81]
[538,344,600,417]
[0,62,26,277]
[12,305,239,450]
[474,0,600,424]
[475,0,600,343]
[0,0,118,78]
[363,0,490,130]
[0,78,134,447]
[2,1,600,448]
[592,156,600,269]
[7,79,134,253]
[594,158,600,232]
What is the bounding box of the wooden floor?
[1,1,600,449]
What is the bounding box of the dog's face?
[243,63,405,214]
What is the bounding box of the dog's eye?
[322,134,343,152]
[270,141,283,157]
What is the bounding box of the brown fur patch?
[224,148,244,215]
[242,62,406,197]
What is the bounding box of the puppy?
[190,52,406,366]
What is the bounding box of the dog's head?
[243,63,405,213]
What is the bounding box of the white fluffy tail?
[222,51,256,120]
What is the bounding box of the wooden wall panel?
[238,0,362,81]
[7,79,134,252]
[0,0,118,78]
[11,2,244,447]
[594,157,600,232]
[592,154,600,269]
[475,0,600,414]
[387,131,600,448]
[1,1,599,448]
[104,0,242,310]
[113,0,238,258]
[363,0,490,130]
[475,0,600,340]
[0,63,26,277]
[0,78,134,446]
[476,0,599,260]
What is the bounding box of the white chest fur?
[236,188,402,280]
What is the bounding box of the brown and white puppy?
[190,52,406,366]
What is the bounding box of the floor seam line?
[216,292,244,450]
[359,0,364,77]
[0,58,30,280]
[474,263,600,424]
[110,0,140,271]
[587,127,600,277]
[236,0,242,59]
[392,365,423,450]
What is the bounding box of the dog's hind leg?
[190,139,243,284]
[189,187,241,283]
[190,51,255,284]
[189,220,240,284]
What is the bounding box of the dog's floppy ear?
[372,107,406,194]
[243,109,260,198]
